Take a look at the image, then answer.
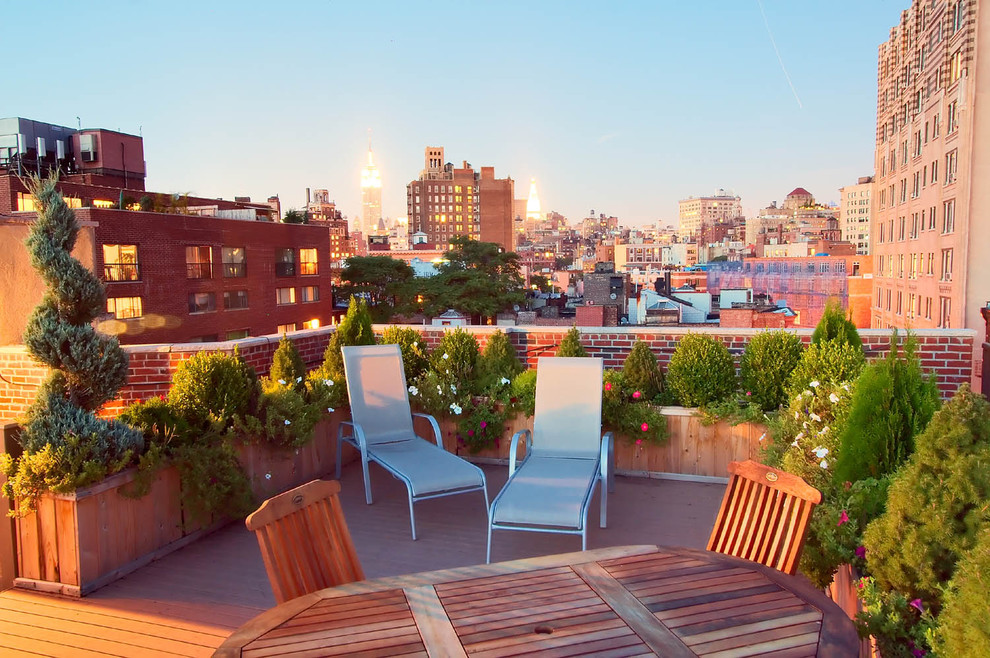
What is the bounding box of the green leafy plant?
[457,397,510,453]
[237,379,323,448]
[320,296,375,382]
[509,369,537,418]
[697,394,769,427]
[786,339,865,398]
[379,326,429,382]
[168,350,257,427]
[269,335,306,393]
[477,330,523,392]
[4,176,143,510]
[856,576,937,658]
[739,330,804,411]
[833,332,940,484]
[556,326,588,357]
[862,384,990,614]
[812,298,863,351]
[934,528,990,656]
[621,341,664,402]
[602,370,668,445]
[666,334,736,407]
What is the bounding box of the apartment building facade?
[872,0,990,332]
[839,177,874,255]
[677,190,742,239]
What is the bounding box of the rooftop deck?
[0,462,725,657]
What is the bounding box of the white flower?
[802,421,809,429]
[284,419,291,425]
[437,385,442,394]
[449,403,462,415]
[819,459,829,469]
[327,407,334,413]
[829,392,840,404]
[819,426,830,435]
[278,379,286,385]
[841,383,850,392]
[812,447,829,459]
[758,433,766,442]
[794,432,805,441]
[500,377,511,385]
[791,439,800,447]
[450,384,457,393]
[265,473,272,480]
[408,385,419,396]
[296,376,302,383]
[809,412,822,422]
[794,411,800,419]
[442,353,450,360]
[804,390,813,397]
[413,342,419,348]
[324,379,334,387]
[809,380,820,388]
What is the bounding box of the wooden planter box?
[13,465,201,597]
[11,411,353,597]
[827,564,878,658]
[434,407,765,480]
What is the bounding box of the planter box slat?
[55,497,78,586]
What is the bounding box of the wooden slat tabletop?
[216,545,858,658]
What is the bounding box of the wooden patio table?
[216,544,859,657]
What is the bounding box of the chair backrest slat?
[707,460,822,575]
[342,345,415,444]
[532,357,603,459]
[246,479,364,603]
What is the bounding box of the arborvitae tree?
[739,330,804,411]
[811,298,862,351]
[321,296,375,379]
[477,330,523,391]
[556,326,588,357]
[863,384,990,613]
[621,340,663,401]
[934,528,990,656]
[270,335,306,392]
[832,332,940,484]
[18,175,142,476]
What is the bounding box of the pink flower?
[635,439,642,446]
[746,391,752,396]
[480,421,487,429]
[837,510,849,526]
[854,546,866,559]
[604,382,612,392]
[641,422,649,432]
[909,598,924,613]
[843,480,852,491]
[467,430,474,437]
[632,390,641,399]
[856,579,866,590]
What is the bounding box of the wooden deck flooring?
[0,462,725,657]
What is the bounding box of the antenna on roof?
[76,116,81,130]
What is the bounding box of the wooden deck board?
[0,463,726,656]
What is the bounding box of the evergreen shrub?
[832,333,940,484]
[666,334,736,407]
[739,330,803,411]
[476,330,523,392]
[379,326,429,383]
[429,328,480,389]
[934,528,990,656]
[269,335,306,393]
[556,326,588,357]
[621,340,664,402]
[168,350,256,426]
[812,298,862,351]
[786,340,865,398]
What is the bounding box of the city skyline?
[9,1,903,225]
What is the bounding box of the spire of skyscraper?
[360,130,382,237]
[526,178,541,221]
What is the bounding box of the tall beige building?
[360,145,382,237]
[678,190,742,239]
[872,0,990,333]
[839,177,874,255]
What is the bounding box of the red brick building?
[1,176,333,345]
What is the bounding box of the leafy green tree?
[282,209,308,224]
[4,176,143,505]
[554,255,574,270]
[529,274,553,293]
[321,296,375,380]
[423,236,525,320]
[338,256,415,321]
[740,331,804,411]
[934,527,990,656]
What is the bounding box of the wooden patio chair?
[246,479,364,604]
[707,460,822,575]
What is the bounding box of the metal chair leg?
[408,489,417,540]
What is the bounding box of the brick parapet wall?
[0,326,978,422]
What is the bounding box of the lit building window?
[299,248,318,275]
[103,244,140,281]
[222,246,246,277]
[186,246,213,279]
[276,287,296,305]
[106,296,143,319]
[277,323,297,334]
[303,319,320,330]
[226,329,250,340]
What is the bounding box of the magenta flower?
[467,430,474,437]
[746,391,752,396]
[837,510,849,526]
[854,546,866,559]
[911,649,926,657]
[909,598,924,613]
[632,390,641,399]
[604,382,612,392]
[480,421,487,429]
[641,422,649,432]
[635,439,642,446]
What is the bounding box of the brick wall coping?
[115,327,331,355]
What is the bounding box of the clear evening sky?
[8,1,906,227]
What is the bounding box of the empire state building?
[360,144,382,237]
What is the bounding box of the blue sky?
[8,1,906,226]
